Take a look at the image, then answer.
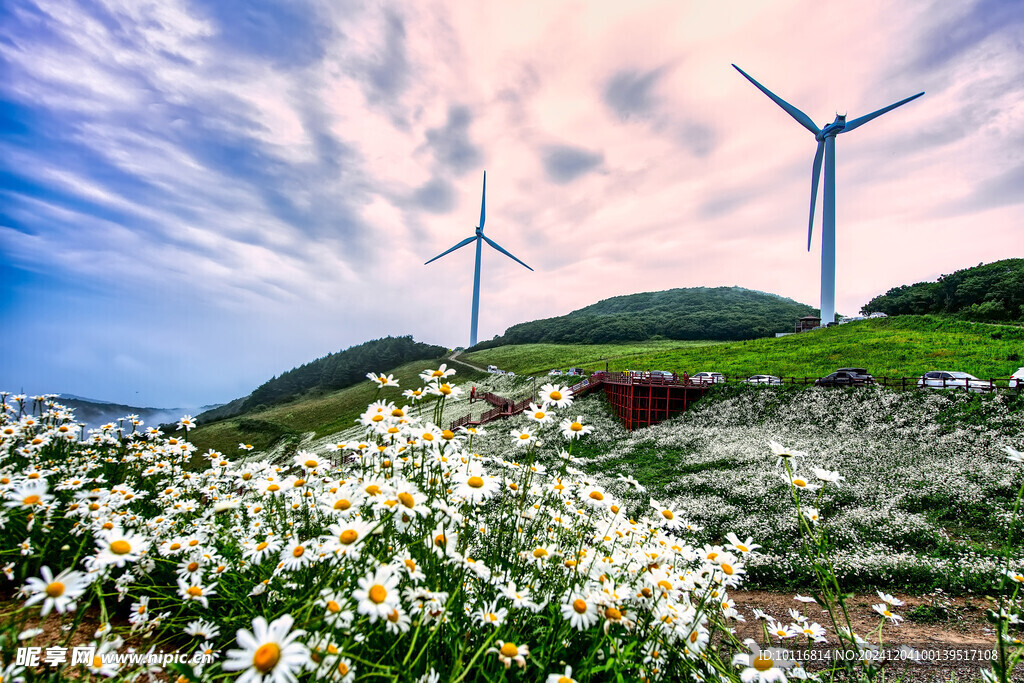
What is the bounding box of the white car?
[918,371,992,393]
[690,372,725,385]
[1010,367,1024,389]
[746,375,783,385]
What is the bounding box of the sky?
[1,0,1022,408]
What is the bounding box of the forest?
[472,287,816,349]
[237,336,447,412]
[861,258,1024,322]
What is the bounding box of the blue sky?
[1,0,1022,408]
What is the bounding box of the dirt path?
[448,349,488,373]
[728,589,1005,680]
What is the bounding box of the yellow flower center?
[434,534,446,548]
[46,581,65,598]
[500,643,519,657]
[439,384,452,395]
[571,422,583,431]
[93,655,103,668]
[23,494,41,506]
[589,491,604,501]
[334,499,351,510]
[169,543,181,551]
[573,599,588,614]
[187,562,200,572]
[550,391,562,401]
[604,607,622,620]
[387,609,400,623]
[266,484,280,492]
[610,505,619,514]
[304,459,318,468]
[368,585,387,604]
[186,586,202,597]
[337,661,349,675]
[441,430,455,440]
[533,548,548,558]
[253,643,280,673]
[662,510,674,520]
[721,564,734,575]
[256,542,268,551]
[753,655,774,671]
[365,485,381,495]
[327,600,340,612]
[292,546,304,557]
[519,433,530,440]
[793,479,806,487]
[110,540,132,555]
[397,492,415,508]
[467,476,485,489]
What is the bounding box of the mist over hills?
[55,395,221,432]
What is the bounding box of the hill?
[195,335,448,424]
[465,315,1024,381]
[471,286,816,348]
[862,258,1024,322]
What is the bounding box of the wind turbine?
[732,64,923,326]
[425,171,533,347]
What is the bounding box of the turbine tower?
[732,64,923,326]
[425,171,533,347]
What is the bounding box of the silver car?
[918,371,992,393]
[746,375,783,385]
[690,372,725,385]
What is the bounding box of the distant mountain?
[862,259,1024,322]
[472,287,817,348]
[55,395,221,432]
[196,335,448,423]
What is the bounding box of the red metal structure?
[450,371,710,431]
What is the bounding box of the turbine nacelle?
[817,114,847,140]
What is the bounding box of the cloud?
[423,105,482,174]
[541,145,604,184]
[359,10,411,103]
[603,67,666,120]
[199,0,331,68]
[412,176,455,213]
[912,0,1024,71]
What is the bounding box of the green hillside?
[472,286,816,348]
[196,335,447,424]
[863,258,1024,322]
[187,360,487,457]
[468,315,1024,381]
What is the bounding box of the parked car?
[746,375,783,385]
[548,369,563,376]
[815,368,875,387]
[918,371,992,393]
[690,372,725,385]
[649,370,675,381]
[1011,367,1024,389]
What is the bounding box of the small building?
[794,315,821,333]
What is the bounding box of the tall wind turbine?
[425,171,533,347]
[732,64,923,326]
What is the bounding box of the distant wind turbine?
[732,64,923,326]
[425,171,533,347]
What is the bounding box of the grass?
[467,316,1024,381]
[461,339,714,376]
[186,358,488,456]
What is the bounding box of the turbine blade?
[482,235,533,271]
[841,92,924,134]
[479,171,486,230]
[424,235,476,265]
[808,140,824,251]
[732,64,821,135]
